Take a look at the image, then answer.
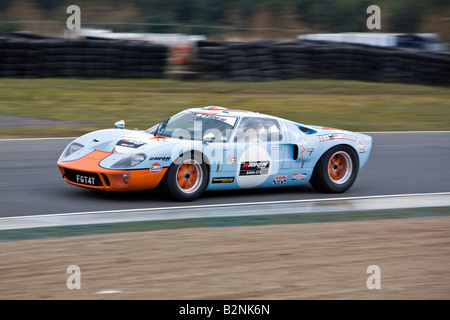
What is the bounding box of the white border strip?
[2,192,449,221]
[1,192,449,231]
[1,131,450,142]
[363,131,450,134]
[0,137,76,142]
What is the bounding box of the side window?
[235,118,282,142]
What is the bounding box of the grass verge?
[0,78,449,137]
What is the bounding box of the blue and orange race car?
[57,106,372,201]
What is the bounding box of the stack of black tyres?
[195,39,450,86]
[0,36,169,79]
[273,43,302,80]
[0,37,42,78]
[226,42,257,81]
[196,40,227,80]
[121,40,168,78]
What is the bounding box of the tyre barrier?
[0,36,169,79]
[195,40,450,86]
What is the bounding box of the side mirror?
[115,120,125,129]
[202,132,215,143]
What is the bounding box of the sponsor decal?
[292,173,307,181]
[272,175,287,184]
[150,163,162,174]
[239,161,270,176]
[357,139,366,153]
[307,148,314,156]
[318,133,356,142]
[188,110,237,127]
[212,177,234,184]
[149,156,171,161]
[225,155,236,165]
[116,139,146,149]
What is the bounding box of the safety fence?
[195,40,450,86]
[0,36,168,78]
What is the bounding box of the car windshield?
[146,110,238,142]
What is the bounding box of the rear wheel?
[310,145,359,193]
[163,152,208,201]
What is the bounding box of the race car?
[57,106,372,201]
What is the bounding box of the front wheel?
[163,152,208,201]
[310,145,359,193]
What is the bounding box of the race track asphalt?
[1,132,449,218]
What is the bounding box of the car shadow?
[72,184,318,203]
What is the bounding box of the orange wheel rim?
[329,154,346,180]
[176,160,202,193]
[327,151,352,184]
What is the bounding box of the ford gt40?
[57,106,372,201]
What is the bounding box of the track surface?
[1,132,449,218]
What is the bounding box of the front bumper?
[58,150,167,192]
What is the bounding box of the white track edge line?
[0,137,76,141]
[2,192,449,221]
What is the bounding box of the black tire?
[310,145,359,193]
[163,152,208,201]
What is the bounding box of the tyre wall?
[195,40,450,86]
[0,36,169,78]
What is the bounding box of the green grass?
[0,78,449,137]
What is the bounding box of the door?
[223,117,290,188]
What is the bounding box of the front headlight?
[111,153,147,168]
[60,142,84,160]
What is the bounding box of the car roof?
[187,106,280,120]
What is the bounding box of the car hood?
[59,129,195,165]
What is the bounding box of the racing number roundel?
[236,146,272,188]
